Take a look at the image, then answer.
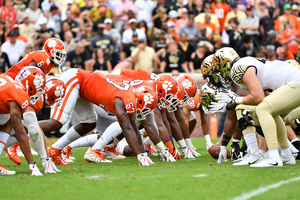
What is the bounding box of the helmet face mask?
[199,83,218,108]
[153,75,178,108]
[44,76,66,108]
[43,38,66,66]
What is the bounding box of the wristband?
[235,97,244,104]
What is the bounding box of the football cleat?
[181,146,195,159]
[48,146,70,165]
[102,145,126,159]
[250,156,283,167]
[233,153,262,166]
[0,164,16,175]
[5,145,21,165]
[42,158,56,173]
[144,143,158,156]
[84,147,112,163]
[188,145,201,157]
[281,155,296,165]
[29,162,43,176]
[62,145,75,162]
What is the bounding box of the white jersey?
[230,57,300,91]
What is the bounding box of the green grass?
[1,138,300,200]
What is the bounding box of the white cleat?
[42,158,56,173]
[102,145,126,159]
[181,147,195,159]
[281,155,296,165]
[250,156,283,167]
[0,164,16,175]
[188,145,201,157]
[29,162,43,176]
[84,147,112,163]
[233,153,262,166]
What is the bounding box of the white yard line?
[193,174,207,177]
[85,175,106,179]
[231,176,300,200]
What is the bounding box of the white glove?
[202,105,212,114]
[217,146,228,164]
[206,142,213,150]
[209,102,228,113]
[137,153,151,166]
[188,145,201,157]
[159,148,176,162]
[29,162,43,176]
[41,158,56,173]
[42,157,61,173]
[181,147,195,159]
[146,153,155,164]
[215,90,239,104]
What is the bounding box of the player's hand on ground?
[188,145,201,157]
[217,146,228,163]
[159,148,176,162]
[137,153,151,166]
[182,146,195,159]
[29,162,43,176]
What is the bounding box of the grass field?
[1,138,300,200]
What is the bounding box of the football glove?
[29,162,43,176]
[188,145,201,157]
[137,153,151,166]
[158,148,176,162]
[181,146,195,159]
[217,146,228,163]
[215,90,239,104]
[172,148,182,160]
[208,102,228,113]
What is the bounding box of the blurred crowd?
[0,0,300,75]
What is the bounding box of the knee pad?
[237,109,256,132]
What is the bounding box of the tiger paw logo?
[162,81,173,92]
[34,75,44,88]
[54,86,64,97]
[144,93,155,105]
[47,39,57,48]
[181,80,192,89]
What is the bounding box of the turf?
[1,138,300,200]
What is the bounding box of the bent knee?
[256,102,272,117]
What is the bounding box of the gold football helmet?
[285,59,300,69]
[199,83,218,108]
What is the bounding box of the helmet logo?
[47,39,57,48]
[181,79,192,89]
[162,81,173,92]
[143,93,155,106]
[34,75,44,88]
[54,86,64,97]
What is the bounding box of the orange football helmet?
[134,86,158,120]
[15,66,46,104]
[167,81,185,112]
[43,38,66,66]
[44,76,66,108]
[175,75,197,107]
[153,74,178,108]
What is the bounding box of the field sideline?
[1,138,300,200]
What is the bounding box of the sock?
[184,138,193,147]
[164,140,174,153]
[155,141,165,151]
[281,148,292,158]
[268,149,280,159]
[259,149,266,154]
[144,136,154,145]
[0,131,10,155]
[204,134,212,145]
[31,128,47,159]
[52,126,81,149]
[177,139,187,149]
[92,122,122,150]
[116,140,127,155]
[4,136,18,149]
[291,138,300,143]
[170,136,174,146]
[112,137,120,146]
[69,134,99,149]
[244,133,259,154]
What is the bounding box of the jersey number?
[126,102,135,113]
[0,78,8,87]
[105,77,130,91]
[37,61,45,67]
[21,100,29,109]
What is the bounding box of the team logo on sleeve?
[181,79,192,89]
[55,86,64,97]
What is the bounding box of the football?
[208,146,231,159]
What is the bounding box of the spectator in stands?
[240,5,260,44]
[153,0,168,17]
[259,7,276,40]
[160,40,189,73]
[211,0,230,33]
[166,21,179,43]
[81,22,94,58]
[41,0,60,12]
[64,31,77,53]
[14,0,26,17]
[81,0,93,12]
[59,21,76,41]
[213,35,223,51]
[6,24,28,43]
[0,0,19,26]
[89,0,115,22]
[19,43,33,60]
[195,3,220,30]
[138,20,151,45]
[276,46,286,61]
[90,23,115,59]
[261,29,282,55]
[104,18,121,66]
[62,9,80,34]
[122,18,146,45]
[175,8,189,33]
[188,0,204,16]
[277,0,294,15]
[282,19,300,55]
[89,48,112,72]
[197,27,211,43]
[178,15,200,45]
[120,33,138,61]
[35,10,56,32]
[189,40,213,73]
[19,13,36,45]
[131,38,158,72]
[232,0,248,12]
[25,0,41,24]
[239,34,257,57]
[61,0,73,21]
[224,1,246,27]
[66,42,89,70]
[0,20,6,44]
[0,43,11,73]
[267,50,276,60]
[283,44,295,60]
[178,33,195,64]
[274,4,300,33]
[292,4,300,21]
[254,1,269,19]
[153,7,168,35]
[198,14,218,40]
[152,30,166,52]
[4,19,11,35]
[114,0,135,32]
[134,0,155,29]
[167,10,178,25]
[34,17,55,50]
[93,7,108,31]
[225,17,242,50]
[1,30,25,66]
